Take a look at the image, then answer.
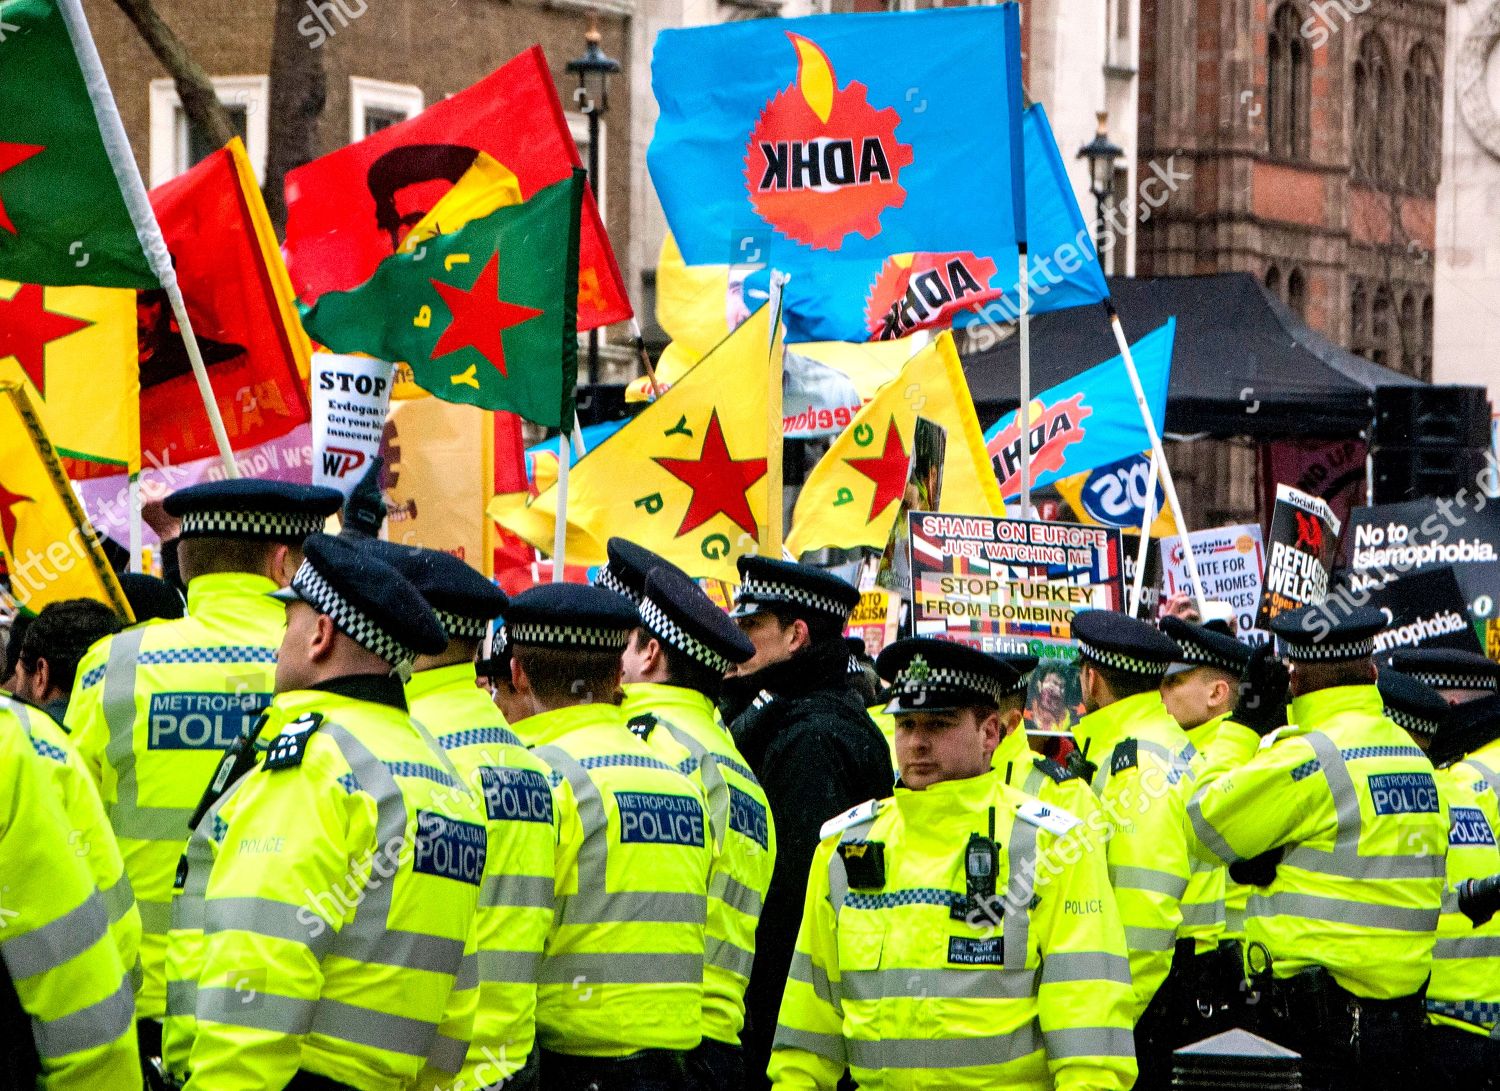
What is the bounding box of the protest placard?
[846,588,900,658]
[1257,484,1341,628]
[1161,524,1267,641]
[1345,567,1484,655]
[1344,498,1500,625]
[312,353,395,498]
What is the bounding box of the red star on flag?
[0,284,92,396]
[0,142,44,234]
[655,410,768,538]
[845,417,911,522]
[0,480,30,555]
[430,252,543,378]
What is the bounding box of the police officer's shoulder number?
[819,797,884,841]
[1109,739,1138,775]
[1032,755,1078,784]
[1015,797,1082,837]
[626,712,658,741]
[264,712,325,771]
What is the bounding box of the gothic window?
[1397,291,1416,374]
[1269,3,1311,159]
[1403,44,1442,193]
[1370,285,1393,366]
[1287,267,1307,319]
[1265,265,1283,299]
[1354,33,1393,186]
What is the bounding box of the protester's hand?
[1233,643,1290,736]
[1229,848,1283,887]
[1163,592,1200,623]
[340,457,386,539]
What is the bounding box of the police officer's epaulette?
[1110,739,1138,775]
[819,798,883,841]
[264,712,324,770]
[1031,755,1078,784]
[1014,797,1082,837]
[626,713,658,741]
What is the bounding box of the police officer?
[166,534,485,1090]
[0,702,140,1089]
[770,637,1136,1090]
[369,541,560,1090]
[66,478,342,1054]
[1187,607,1448,1091]
[1388,647,1500,707]
[621,563,778,1088]
[507,583,711,1090]
[987,652,1101,820]
[719,557,893,1087]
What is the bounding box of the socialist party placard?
[312,353,395,498]
[1344,498,1500,623]
[908,511,1123,657]
[1256,484,1342,628]
[1160,524,1268,641]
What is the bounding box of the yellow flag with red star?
[0,382,131,617]
[786,330,1003,557]
[489,304,777,580]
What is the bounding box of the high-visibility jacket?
[0,706,140,1089]
[992,724,1105,827]
[3,694,141,979]
[869,705,897,772]
[1187,685,1447,999]
[769,770,1136,1091]
[527,702,712,1057]
[622,682,777,1047]
[1428,755,1500,1035]
[1183,716,1241,945]
[67,572,284,1018]
[169,681,484,1091]
[410,662,569,1086]
[1072,691,1202,1018]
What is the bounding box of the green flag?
[0,0,155,287]
[303,173,583,428]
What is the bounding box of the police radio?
[952,808,999,921]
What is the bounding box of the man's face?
[1038,670,1066,711]
[274,602,319,694]
[1160,667,1222,730]
[386,179,453,250]
[894,706,998,790]
[729,611,802,676]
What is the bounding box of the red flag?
[283,46,631,332]
[142,140,312,466]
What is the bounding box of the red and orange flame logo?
[986,394,1094,497]
[744,33,913,251]
[863,251,1001,340]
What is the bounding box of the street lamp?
[568,18,620,386]
[1076,111,1124,266]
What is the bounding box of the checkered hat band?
[895,665,1003,703]
[180,509,324,540]
[735,576,851,620]
[1078,639,1168,676]
[1280,637,1375,662]
[1386,707,1440,737]
[1180,646,1243,674]
[507,621,629,649]
[292,561,415,670]
[1407,670,1498,692]
[640,595,731,674]
[432,608,488,641]
[594,566,643,604]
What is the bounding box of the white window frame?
[349,77,424,145]
[148,76,269,187]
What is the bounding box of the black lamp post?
[567,18,619,385]
[1076,111,1124,266]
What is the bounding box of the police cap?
[1269,605,1383,662]
[271,534,446,670]
[877,637,1025,714]
[165,479,343,542]
[1385,647,1500,695]
[1160,616,1253,677]
[1071,610,1181,677]
[365,541,508,641]
[731,556,860,627]
[993,652,1039,698]
[641,566,754,674]
[1378,670,1451,739]
[594,538,676,606]
[506,583,639,650]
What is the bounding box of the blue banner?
[983,319,1175,499]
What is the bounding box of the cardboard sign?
[1345,498,1500,623]
[846,588,900,658]
[908,511,1123,657]
[1257,484,1341,628]
[1161,525,1267,641]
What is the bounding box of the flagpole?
[551,424,570,583]
[56,0,239,479]
[1128,452,1160,616]
[1017,246,1032,517]
[764,272,789,558]
[1105,301,1203,602]
[128,474,143,574]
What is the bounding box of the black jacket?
[1430,693,1500,767]
[725,639,894,1087]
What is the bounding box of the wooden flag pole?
[1105,301,1204,602]
[1128,452,1160,616]
[56,0,239,479]
[629,317,664,399]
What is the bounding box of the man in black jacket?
[722,557,894,1089]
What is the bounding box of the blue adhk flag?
[649,5,1026,337]
[983,319,1175,501]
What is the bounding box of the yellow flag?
[787,331,1003,556]
[1052,451,1177,536]
[490,305,777,581]
[0,281,138,472]
[0,383,132,617]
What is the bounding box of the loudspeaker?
[1372,445,1492,504]
[1373,385,1491,448]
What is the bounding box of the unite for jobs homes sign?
[908,512,1124,657]
[1160,525,1268,642]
